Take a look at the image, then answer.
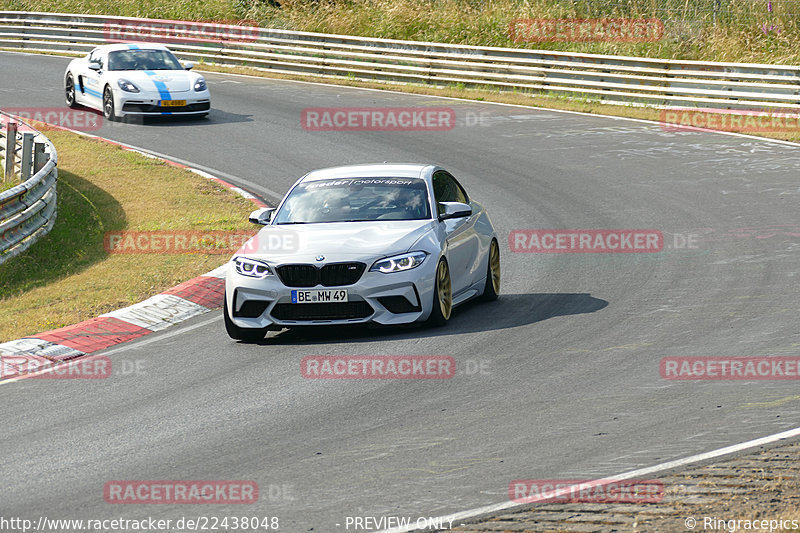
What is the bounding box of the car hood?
[239,220,435,263]
[118,70,192,94]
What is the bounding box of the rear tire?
[426,258,452,327]
[480,239,500,302]
[224,299,268,342]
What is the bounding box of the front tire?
[480,239,500,301]
[103,86,117,121]
[65,73,78,108]
[224,299,268,342]
[426,258,452,326]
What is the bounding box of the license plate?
[159,100,186,107]
[291,289,348,303]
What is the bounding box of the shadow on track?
[253,292,609,345]
[121,109,253,127]
[77,107,253,128]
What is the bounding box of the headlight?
[194,78,207,92]
[117,79,140,93]
[233,257,273,278]
[370,251,427,273]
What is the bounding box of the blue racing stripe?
[84,86,102,98]
[143,70,172,101]
[127,44,140,50]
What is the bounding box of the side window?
[88,50,103,70]
[432,171,468,214]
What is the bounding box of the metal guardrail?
[0,111,58,265]
[1,11,800,110]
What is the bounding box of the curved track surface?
[2,51,799,531]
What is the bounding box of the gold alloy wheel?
[489,240,500,295]
[437,260,452,320]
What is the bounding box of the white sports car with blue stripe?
[64,43,211,120]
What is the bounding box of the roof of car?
[301,164,434,182]
[92,43,173,53]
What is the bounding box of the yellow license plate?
[159,100,187,107]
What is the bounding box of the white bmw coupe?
[224,163,500,341]
[64,43,211,120]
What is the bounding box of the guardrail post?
[33,142,47,174]
[3,121,17,182]
[20,132,34,181]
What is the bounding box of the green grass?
[3,0,800,64]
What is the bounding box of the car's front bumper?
[115,89,210,116]
[225,259,438,329]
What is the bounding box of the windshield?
[273,177,431,224]
[107,49,183,71]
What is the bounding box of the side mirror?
[183,61,195,70]
[438,201,472,221]
[88,62,101,71]
[249,207,275,225]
